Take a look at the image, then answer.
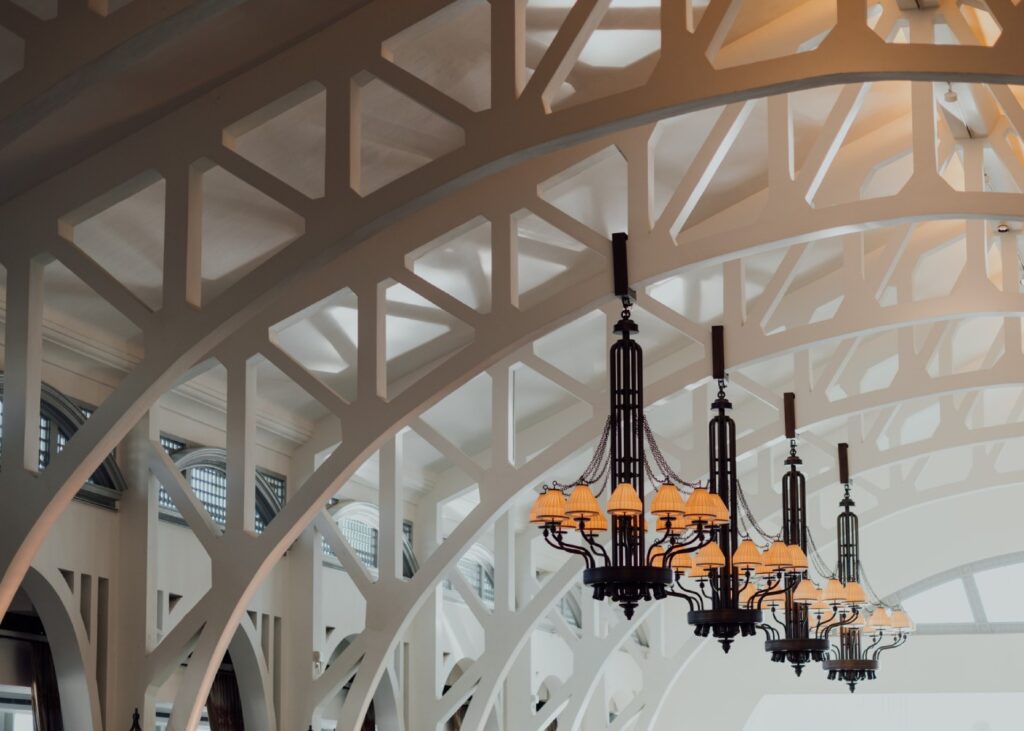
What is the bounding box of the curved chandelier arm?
[671,577,705,607]
[814,609,841,639]
[579,530,611,565]
[665,588,700,612]
[757,622,780,641]
[696,579,714,601]
[863,631,886,656]
[820,607,861,642]
[752,574,786,609]
[544,528,596,570]
[872,633,908,660]
[769,606,788,629]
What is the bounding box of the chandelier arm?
[662,533,713,567]
[863,632,886,656]
[696,580,714,601]
[672,578,705,605]
[758,622,779,641]
[752,574,785,609]
[543,530,596,570]
[579,530,611,565]
[872,634,907,659]
[769,607,787,628]
[821,607,861,642]
[664,588,699,612]
[735,569,755,596]
[814,609,841,638]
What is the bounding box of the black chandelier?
[760,393,830,675]
[529,233,723,619]
[665,326,768,652]
[818,443,913,692]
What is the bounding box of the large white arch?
[3,3,1024,729]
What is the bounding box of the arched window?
[446,544,495,605]
[0,376,127,508]
[325,501,417,578]
[158,438,284,532]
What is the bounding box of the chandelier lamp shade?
[528,233,719,619]
[761,393,830,675]
[819,444,913,692]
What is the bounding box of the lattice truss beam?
[2,0,1024,729]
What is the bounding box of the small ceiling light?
[997,222,1010,234]
[944,83,958,103]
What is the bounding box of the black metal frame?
[540,233,709,619]
[761,393,828,674]
[820,443,907,691]
[682,326,763,651]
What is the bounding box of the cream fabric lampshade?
[684,488,730,525]
[866,606,891,632]
[582,511,608,534]
[688,563,709,579]
[732,539,764,570]
[533,490,566,523]
[792,579,821,604]
[844,581,867,605]
[649,545,666,567]
[762,541,794,571]
[891,609,914,631]
[671,550,692,574]
[650,483,686,517]
[608,483,643,516]
[565,484,601,518]
[822,578,848,604]
[695,541,727,568]
[787,544,809,571]
[738,583,758,606]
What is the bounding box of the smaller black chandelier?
[665,326,768,652]
[817,443,914,692]
[529,233,721,619]
[760,393,830,675]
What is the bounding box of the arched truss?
[2,2,1024,729]
[889,550,1024,635]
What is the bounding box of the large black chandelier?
[817,443,914,692]
[759,393,830,675]
[529,234,723,619]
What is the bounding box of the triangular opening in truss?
[384,0,491,112]
[383,281,474,397]
[512,362,592,466]
[65,169,166,311]
[224,82,327,199]
[354,74,466,196]
[199,161,305,303]
[513,210,604,310]
[409,217,493,314]
[271,286,358,405]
